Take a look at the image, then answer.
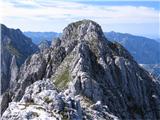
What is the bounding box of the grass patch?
[54,68,70,90]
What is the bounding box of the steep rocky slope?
[140,64,160,80]
[1,24,39,94]
[38,40,51,50]
[2,20,160,119]
[105,31,160,78]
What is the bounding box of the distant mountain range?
[156,38,160,43]
[105,31,160,64]
[23,32,61,44]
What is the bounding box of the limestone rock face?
[51,37,61,48]
[38,40,51,50]
[0,56,19,115]
[2,80,117,120]
[1,24,39,93]
[0,91,11,115]
[11,46,66,101]
[2,20,160,120]
[10,56,19,89]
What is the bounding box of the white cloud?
[1,0,158,22]
[0,0,159,36]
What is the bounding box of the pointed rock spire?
[10,55,18,89]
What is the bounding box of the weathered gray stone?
[2,80,90,120]
[2,20,160,120]
[10,56,18,89]
[38,40,50,50]
[51,37,61,48]
[1,24,38,94]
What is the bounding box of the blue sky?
[0,0,159,39]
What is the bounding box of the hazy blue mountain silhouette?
[24,32,61,44]
[105,31,160,64]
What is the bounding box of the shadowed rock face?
[1,24,39,94]
[2,20,160,120]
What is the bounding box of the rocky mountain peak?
[2,20,160,120]
[61,19,106,44]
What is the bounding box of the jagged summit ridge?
[2,20,160,120]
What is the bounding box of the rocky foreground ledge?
[2,80,118,120]
[1,20,160,120]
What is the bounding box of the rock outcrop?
[1,24,39,94]
[38,40,51,50]
[105,31,160,79]
[10,56,19,89]
[2,20,160,119]
[2,80,117,120]
[140,64,160,80]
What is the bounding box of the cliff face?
[105,31,160,79]
[2,20,160,120]
[1,24,39,93]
